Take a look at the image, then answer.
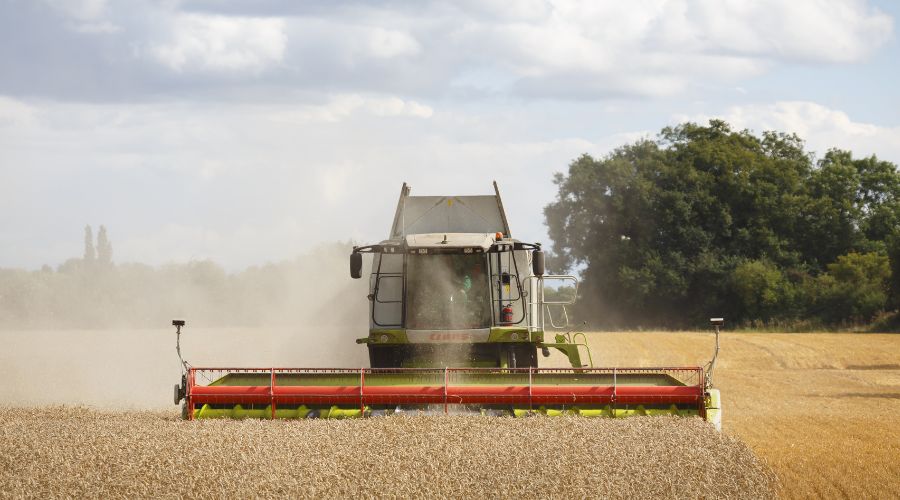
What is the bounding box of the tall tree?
[83,225,95,262]
[97,225,113,265]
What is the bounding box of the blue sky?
[1,0,898,269]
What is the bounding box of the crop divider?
[359,368,365,415]
[270,369,276,419]
[443,368,449,414]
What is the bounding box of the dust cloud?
[0,243,373,409]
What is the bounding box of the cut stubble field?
[1,328,898,498]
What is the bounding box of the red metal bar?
[188,384,702,406]
[185,367,707,415]
[189,366,704,373]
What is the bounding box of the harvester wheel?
[368,345,403,368]
[180,402,188,420]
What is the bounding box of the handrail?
[545,303,570,329]
[522,274,579,331]
[572,332,594,368]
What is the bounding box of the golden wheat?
[4,329,897,498]
[0,407,774,499]
[544,331,900,499]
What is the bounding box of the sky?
[1,0,898,270]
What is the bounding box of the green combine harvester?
[172,182,723,429]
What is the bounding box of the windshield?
[406,254,491,330]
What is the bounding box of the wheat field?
[1,329,897,498]
[543,331,900,499]
[0,408,773,499]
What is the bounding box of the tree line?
[545,120,900,330]
[3,121,897,331]
[0,236,366,330]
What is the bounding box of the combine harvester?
[172,183,723,429]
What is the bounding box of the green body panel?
[360,328,544,345]
[541,343,584,368]
[192,404,700,420]
[358,329,409,344]
[541,333,594,368]
[705,388,722,430]
[195,404,364,419]
[487,327,538,342]
[512,406,700,418]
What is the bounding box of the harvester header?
[173,182,723,430]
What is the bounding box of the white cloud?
[151,14,287,72]
[318,164,357,205]
[679,101,900,162]
[451,0,893,97]
[368,27,421,59]
[0,95,620,269]
[690,0,893,63]
[8,1,895,100]
[41,0,108,21]
[2,1,897,270]
[268,94,433,124]
[40,0,121,35]
[364,96,433,118]
[0,96,38,129]
[72,21,121,34]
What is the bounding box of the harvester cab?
[351,182,585,369]
[174,182,722,430]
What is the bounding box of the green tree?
[731,260,795,322]
[888,235,900,310]
[545,120,899,328]
[83,225,95,262]
[816,252,891,323]
[97,225,113,265]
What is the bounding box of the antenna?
[172,319,189,405]
[172,319,189,374]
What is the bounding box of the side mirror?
[350,252,363,279]
[532,249,545,276]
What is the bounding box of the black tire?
[368,345,404,368]
[504,344,538,368]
